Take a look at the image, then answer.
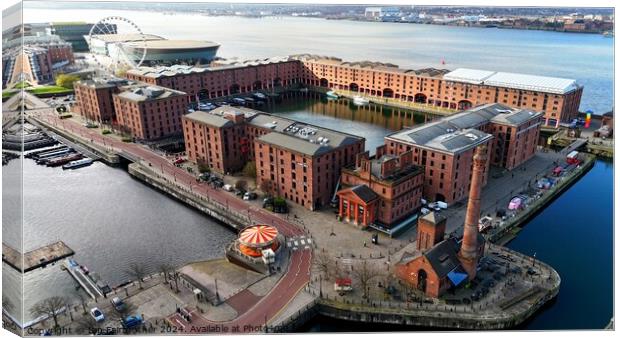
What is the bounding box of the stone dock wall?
[488,153,596,245]
[274,247,560,331]
[28,117,120,165]
[127,163,249,232]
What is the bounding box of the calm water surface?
[2,159,235,325]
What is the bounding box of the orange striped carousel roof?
[238,225,279,247]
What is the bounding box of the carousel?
[237,225,280,257]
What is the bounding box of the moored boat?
[326,90,339,99]
[62,158,93,170]
[352,95,370,105]
[46,153,83,167]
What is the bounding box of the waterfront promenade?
[27,109,314,332]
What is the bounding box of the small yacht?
[62,158,93,170]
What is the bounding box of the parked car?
[198,172,211,181]
[243,192,257,200]
[110,297,127,312]
[90,307,105,322]
[120,315,143,329]
[234,189,246,197]
[173,157,186,165]
[223,184,234,192]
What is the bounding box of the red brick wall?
[255,138,364,210]
[384,139,491,205]
[394,257,445,298]
[114,93,189,140]
[341,169,423,226]
[74,84,116,123]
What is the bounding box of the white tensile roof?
[443,68,580,94]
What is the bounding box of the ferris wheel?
[88,16,148,75]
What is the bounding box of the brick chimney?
[458,145,487,280]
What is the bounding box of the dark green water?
[267,93,613,331]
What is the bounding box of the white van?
[223,184,233,191]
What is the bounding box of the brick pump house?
[394,145,488,298]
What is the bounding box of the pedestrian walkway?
[286,235,312,251]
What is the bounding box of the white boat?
[62,158,93,170]
[352,96,369,105]
[326,91,339,99]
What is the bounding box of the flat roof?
[443,68,580,94]
[90,33,163,43]
[258,132,327,156]
[126,64,208,78]
[115,84,185,102]
[77,77,130,89]
[387,103,542,154]
[123,39,220,50]
[191,106,363,156]
[184,111,233,128]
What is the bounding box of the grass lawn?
[2,90,16,99]
[26,85,73,95]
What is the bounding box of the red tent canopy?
[238,225,279,248]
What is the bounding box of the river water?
[22,6,614,114]
[3,4,614,330]
[2,159,236,325]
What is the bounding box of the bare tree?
[259,179,274,196]
[351,260,382,299]
[312,251,336,279]
[242,161,257,179]
[76,294,88,315]
[235,179,248,191]
[159,263,173,284]
[170,272,181,293]
[126,263,147,289]
[30,296,66,328]
[74,314,97,335]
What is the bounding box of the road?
[168,249,311,333]
[29,110,313,332]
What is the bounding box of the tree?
[126,263,147,289]
[74,314,97,335]
[55,74,81,89]
[170,272,181,293]
[351,260,381,299]
[235,179,248,191]
[159,263,173,284]
[76,294,88,315]
[312,251,336,279]
[30,296,66,328]
[197,160,210,174]
[259,179,274,196]
[242,161,257,179]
